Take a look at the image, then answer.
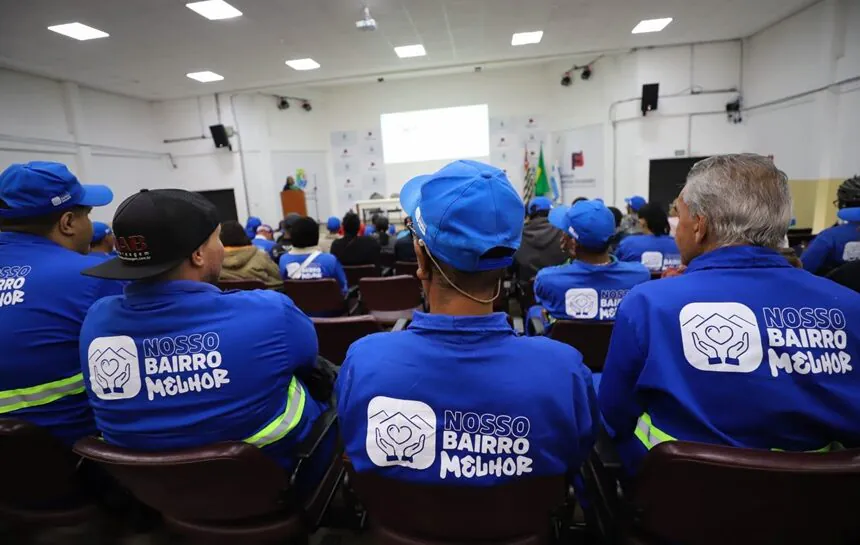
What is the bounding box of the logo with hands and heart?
[87,336,142,400]
[367,397,436,470]
[680,303,763,373]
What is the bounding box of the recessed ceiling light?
[394,44,427,58]
[186,0,243,20]
[631,17,673,34]
[511,31,543,46]
[47,22,109,41]
[285,58,321,71]
[186,71,224,83]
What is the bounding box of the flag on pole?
[534,145,550,197]
[522,144,535,205]
[549,160,561,204]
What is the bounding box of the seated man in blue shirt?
[79,189,330,478]
[615,203,681,271]
[90,221,117,257]
[528,199,650,334]
[252,223,278,258]
[336,160,595,489]
[802,176,860,275]
[279,216,348,295]
[0,161,121,445]
[599,154,860,476]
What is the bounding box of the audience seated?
[615,202,681,271]
[394,220,418,262]
[336,160,595,490]
[218,220,282,288]
[802,176,860,275]
[599,154,860,476]
[371,214,396,255]
[330,211,381,267]
[78,189,332,480]
[276,212,301,246]
[90,221,117,258]
[280,216,348,295]
[318,216,341,254]
[528,200,649,333]
[0,161,122,446]
[251,223,277,256]
[244,216,262,239]
[513,196,567,279]
[620,195,646,234]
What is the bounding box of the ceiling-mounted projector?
[356,6,377,31]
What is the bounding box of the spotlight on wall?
[277,97,289,110]
[302,101,312,112]
[561,71,572,87]
[581,65,592,80]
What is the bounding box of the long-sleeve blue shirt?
[279,250,348,295]
[801,222,860,275]
[615,234,681,271]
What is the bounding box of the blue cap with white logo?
[326,216,341,231]
[0,161,113,218]
[400,160,524,272]
[527,196,552,215]
[549,199,616,250]
[364,225,376,236]
[91,221,112,243]
[838,207,860,223]
[625,195,646,212]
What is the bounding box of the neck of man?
[576,250,612,265]
[36,229,84,254]
[427,283,495,316]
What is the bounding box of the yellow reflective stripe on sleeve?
[0,373,85,415]
[772,442,844,453]
[244,377,307,448]
[634,413,677,450]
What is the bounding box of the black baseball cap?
[82,189,220,280]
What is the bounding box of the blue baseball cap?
[527,196,552,215]
[365,225,376,235]
[326,216,341,231]
[625,195,646,212]
[400,160,524,272]
[838,207,860,222]
[388,225,396,235]
[91,221,112,243]
[549,199,616,250]
[0,161,113,219]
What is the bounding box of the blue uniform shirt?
[336,312,596,485]
[252,237,277,257]
[79,281,325,470]
[801,222,860,274]
[534,258,651,321]
[279,250,348,294]
[0,232,124,445]
[599,245,860,475]
[615,234,681,271]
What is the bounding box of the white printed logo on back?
[679,303,763,373]
[367,396,436,470]
[843,241,860,262]
[565,288,598,319]
[87,336,142,399]
[641,251,664,271]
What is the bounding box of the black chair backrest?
[378,252,396,270]
[73,438,291,522]
[359,276,422,312]
[350,469,565,544]
[283,279,344,315]
[312,316,383,365]
[394,261,418,278]
[518,277,536,311]
[343,264,378,288]
[218,279,267,291]
[649,271,662,280]
[549,320,614,372]
[633,441,860,545]
[0,419,84,508]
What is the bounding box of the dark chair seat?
[547,320,614,372]
[0,419,97,527]
[359,275,423,324]
[343,264,379,288]
[313,316,383,365]
[218,279,267,291]
[394,261,419,278]
[283,278,350,315]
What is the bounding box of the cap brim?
[78,184,114,207]
[548,205,570,231]
[399,175,432,218]
[81,255,185,281]
[838,207,860,222]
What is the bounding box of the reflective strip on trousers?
[634,413,676,450]
[0,373,86,414]
[244,377,307,448]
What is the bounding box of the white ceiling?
[0,0,816,100]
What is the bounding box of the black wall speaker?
[209,124,231,149]
[641,83,659,115]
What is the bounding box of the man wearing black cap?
[79,189,329,476]
[0,161,122,446]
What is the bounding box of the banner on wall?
[551,124,604,203]
[488,114,545,195]
[330,127,382,213]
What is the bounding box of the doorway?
[648,157,708,209]
[196,189,238,222]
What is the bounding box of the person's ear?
[414,238,431,281]
[189,244,206,269]
[693,214,708,245]
[56,210,78,237]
